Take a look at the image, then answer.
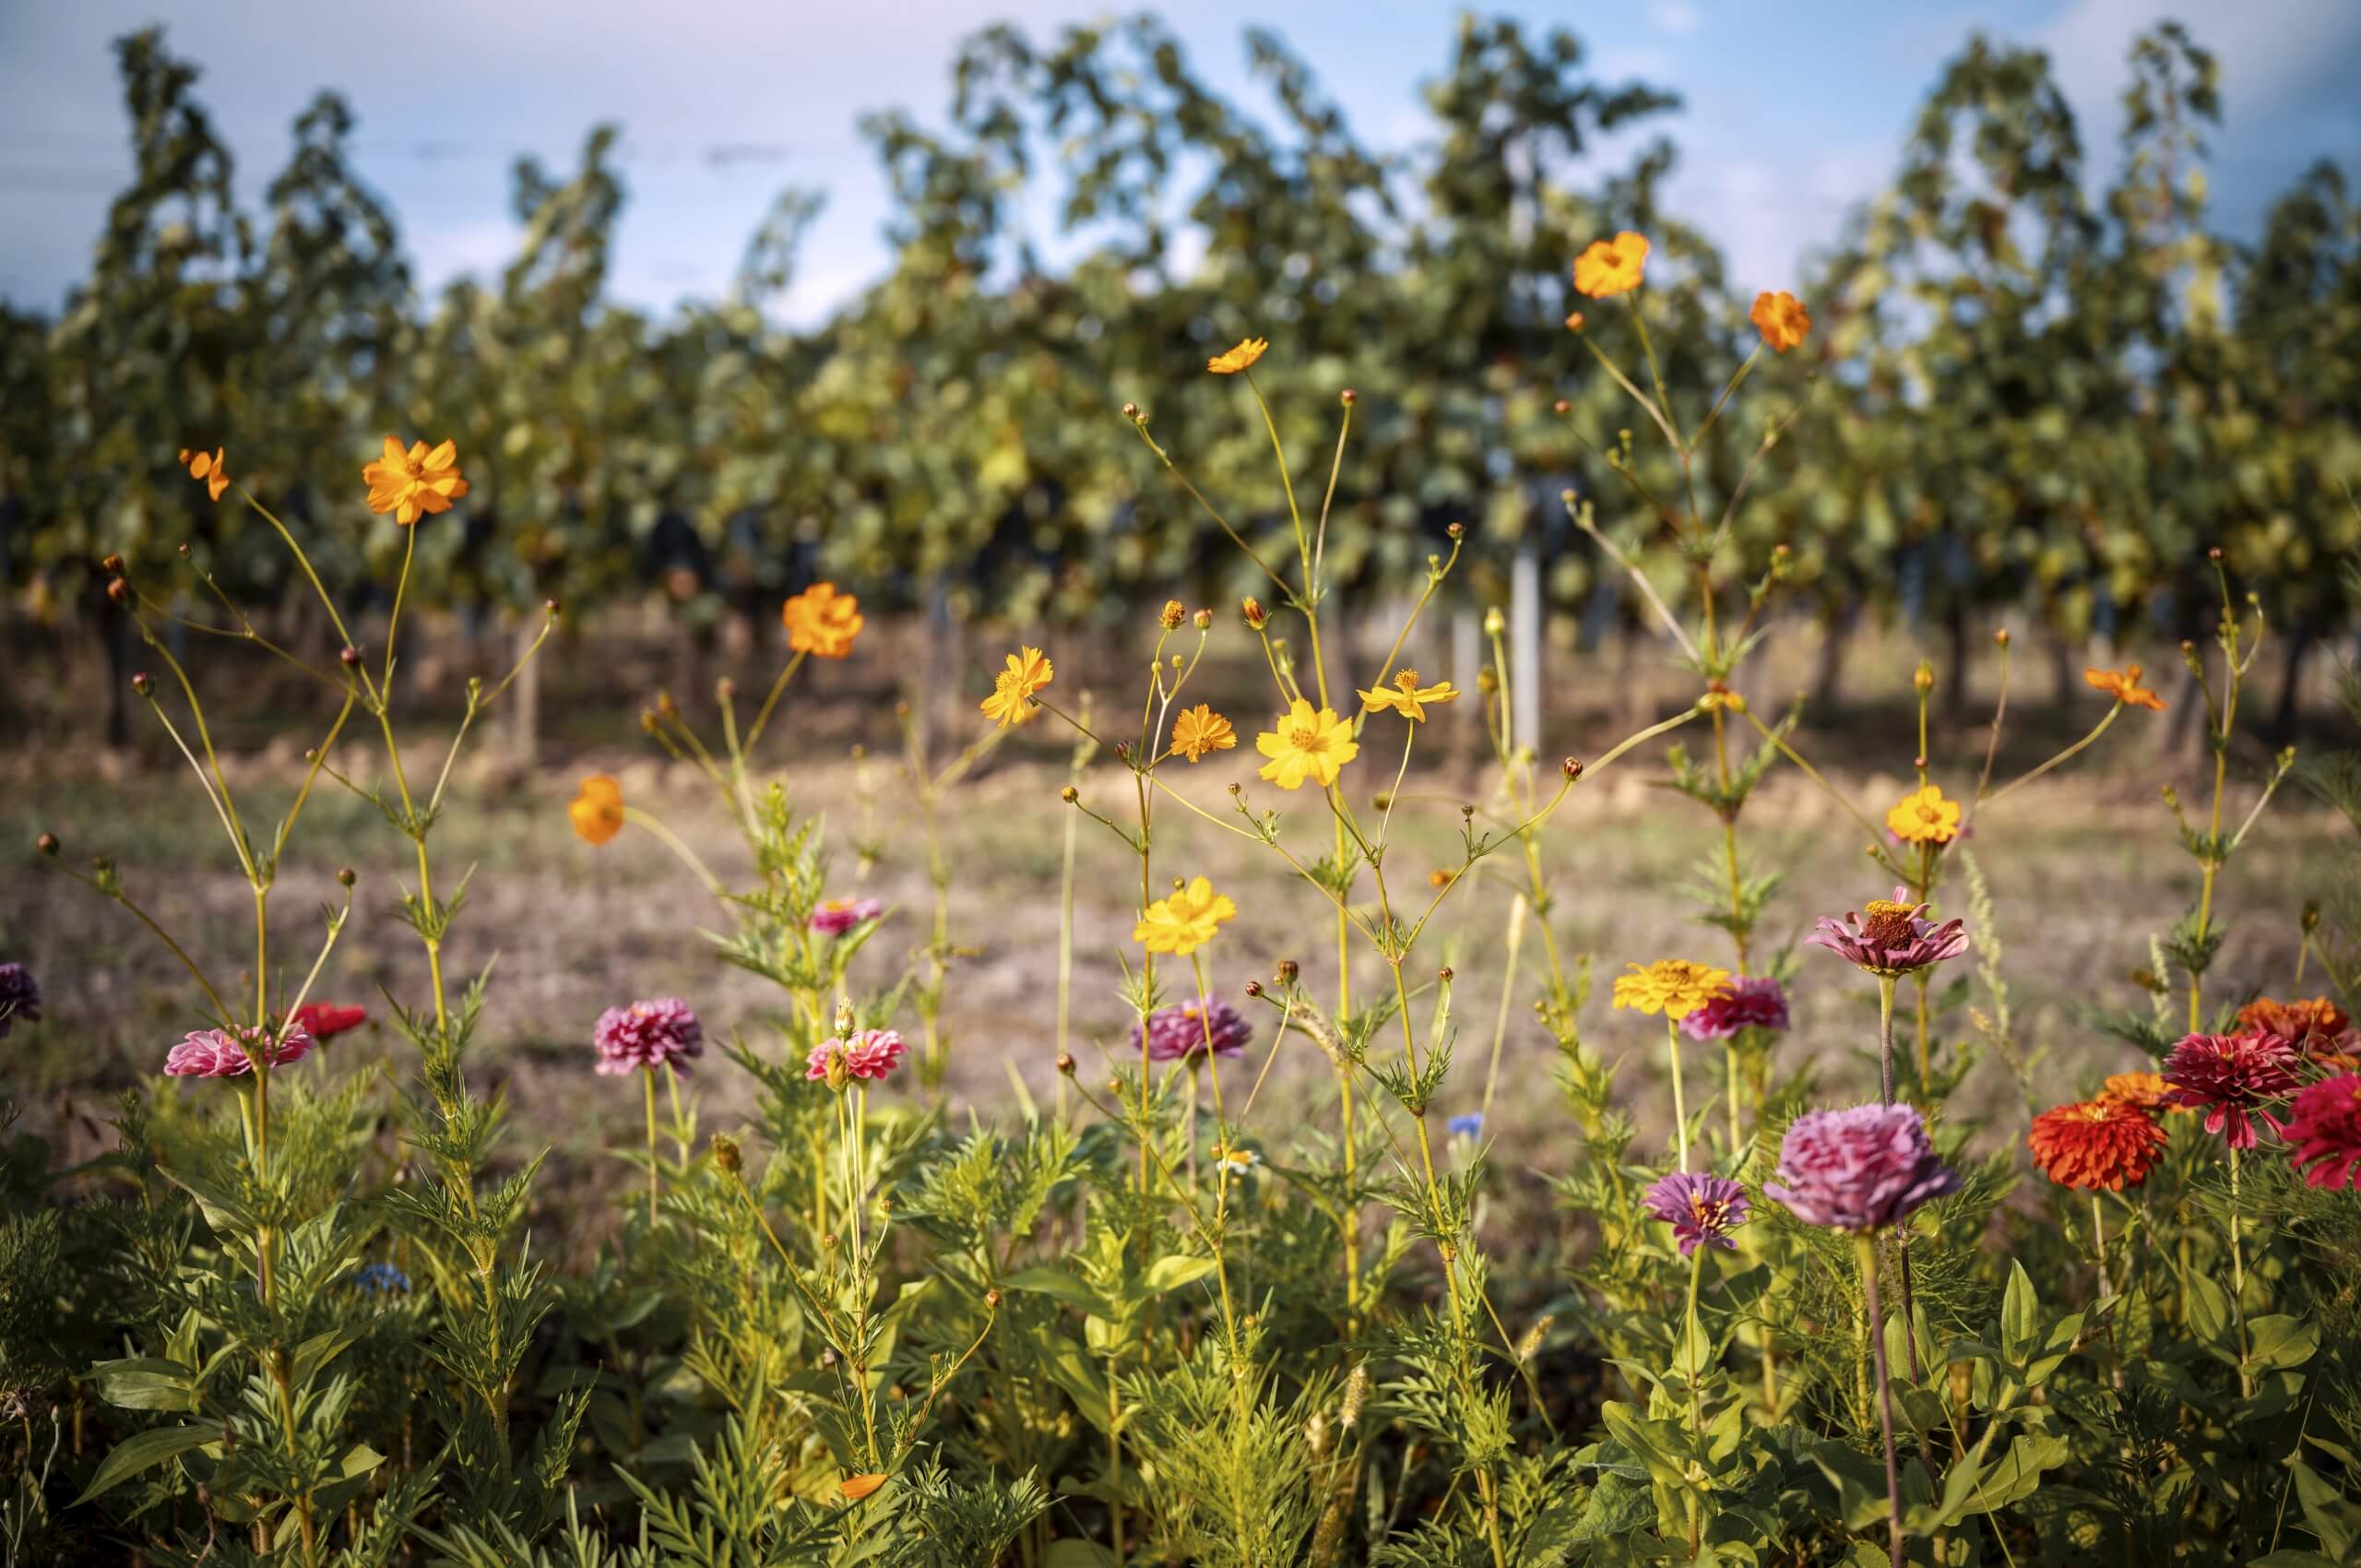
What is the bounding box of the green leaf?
[2185,1274,2233,1353]
[72,1424,217,1505]
[290,1325,363,1387]
[1137,1254,1218,1297]
[2247,1314,2320,1373]
[1999,1260,2038,1362]
[1000,1266,1109,1319]
[89,1358,198,1413]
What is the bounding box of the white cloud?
[1650,1,1702,38]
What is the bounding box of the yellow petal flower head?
[362,436,469,526]
[2083,665,2165,711]
[1134,875,1238,956]
[568,775,625,846]
[1750,290,1811,352]
[1358,669,1460,723]
[1254,697,1359,790]
[179,446,231,502]
[782,582,863,659]
[1885,783,1962,846]
[1170,704,1237,763]
[979,647,1053,728]
[1206,337,1268,374]
[1610,959,1734,1021]
[1572,231,1649,299]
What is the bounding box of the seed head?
[1160,599,1186,630]
[709,1134,742,1174]
[1275,959,1299,985]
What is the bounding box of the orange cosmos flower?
[839,1473,886,1502]
[362,437,469,526]
[2083,666,2165,711]
[1572,231,1649,299]
[568,776,624,846]
[980,647,1053,728]
[1750,291,1811,352]
[178,446,231,502]
[1206,337,1268,374]
[1170,705,1236,763]
[782,582,863,659]
[1885,783,1962,846]
[2028,1099,2168,1192]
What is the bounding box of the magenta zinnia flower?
[806,1028,908,1084]
[1679,975,1790,1041]
[0,963,38,1039]
[2284,1074,2361,1190]
[1641,1170,1752,1255]
[1132,997,1252,1063]
[2162,1030,2299,1149]
[1806,888,1968,978]
[292,1001,368,1040]
[593,998,704,1076]
[809,897,884,937]
[164,1023,316,1079]
[1764,1103,1961,1232]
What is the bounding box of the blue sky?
[2,1,2355,324]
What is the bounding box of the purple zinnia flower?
[1806,887,1969,978]
[1641,1170,1752,1255]
[1131,997,1252,1064]
[1764,1104,1961,1232]
[164,1023,316,1079]
[2162,1030,2299,1149]
[809,897,884,937]
[593,998,704,1076]
[1679,975,1790,1041]
[0,963,38,1039]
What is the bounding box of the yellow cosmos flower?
[1572,231,1649,299]
[1206,337,1268,374]
[1610,959,1734,1020]
[362,436,469,526]
[568,775,624,846]
[1170,704,1236,763]
[2084,665,2165,711]
[1750,290,1811,352]
[980,647,1053,728]
[178,446,231,502]
[1254,698,1359,790]
[1134,875,1238,956]
[1885,783,1962,846]
[782,582,863,659]
[1358,669,1460,722]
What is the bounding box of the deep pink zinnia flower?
[2161,1030,2298,1149]
[1679,975,1790,1041]
[1806,887,1969,978]
[806,1028,908,1085]
[1764,1103,1961,1232]
[292,1002,368,1040]
[809,897,884,937]
[1641,1170,1753,1255]
[164,1024,316,1079]
[2284,1074,2361,1190]
[1131,997,1252,1063]
[593,998,704,1076]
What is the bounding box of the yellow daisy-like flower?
[178,446,231,502]
[1610,959,1735,1021]
[2083,665,2166,711]
[1254,698,1359,790]
[1206,337,1268,374]
[1134,875,1238,956]
[1885,783,1963,846]
[979,647,1053,728]
[362,436,469,526]
[782,582,863,659]
[1572,231,1649,299]
[1170,705,1237,764]
[1749,290,1812,352]
[568,775,624,846]
[1358,669,1460,723]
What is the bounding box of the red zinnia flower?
[2284,1074,2361,1190]
[2161,1031,2299,1149]
[2028,1099,2168,1191]
[292,1002,368,1040]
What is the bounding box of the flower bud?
[178,542,191,557]
[1446,521,1464,541]
[1438,967,1453,983]
[640,708,660,734]
[1243,979,1264,997]
[105,577,130,606]
[1564,311,1584,331]
[1121,401,1140,421]
[716,676,736,702]
[1993,627,2011,647]
[985,1288,1002,1310]
[337,867,356,888]
[1477,667,1498,695]
[1339,388,1357,406]
[101,552,125,575]
[710,1134,742,1174]
[1562,757,1583,781]
[1482,606,1505,636]
[544,598,560,616]
[131,671,152,696]
[1160,599,1186,630]
[36,832,58,857]
[1275,959,1299,985]
[1913,660,1935,695]
[1192,607,1213,630]
[1430,869,1453,888]
[1055,1051,1075,1075]
[835,997,855,1036]
[2302,901,2321,933]
[2207,545,2222,562]
[1226,780,1240,795]
[1060,785,1078,803]
[1553,398,1570,416]
[339,647,361,668]
[1242,597,1267,630]
[1113,741,1131,760]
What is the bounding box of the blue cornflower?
[352,1263,412,1295]
[1447,1112,1484,1139]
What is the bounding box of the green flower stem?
[1666,1017,1691,1172]
[643,1069,660,1229]
[1856,1234,1906,1568]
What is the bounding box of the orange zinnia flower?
[1206,337,1268,374]
[1750,291,1811,352]
[2083,666,2165,711]
[1572,232,1649,299]
[782,582,863,659]
[179,446,231,502]
[2096,1071,2187,1114]
[362,437,469,526]
[2028,1099,2168,1191]
[1170,705,1236,763]
[569,776,625,846]
[2238,995,2355,1060]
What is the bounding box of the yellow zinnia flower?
[1885,783,1962,846]
[362,436,469,526]
[1134,875,1238,956]
[1254,698,1358,790]
[979,647,1053,728]
[2083,665,2165,711]
[568,775,624,846]
[178,446,231,502]
[1572,231,1649,299]
[1206,337,1268,374]
[1749,291,1811,352]
[782,582,863,659]
[1610,959,1734,1020]
[1170,705,1236,764]
[1358,670,1460,722]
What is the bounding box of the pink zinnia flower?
[164,1024,316,1079]
[1764,1103,1961,1232]
[1679,975,1790,1041]
[1131,997,1252,1063]
[806,1028,908,1085]
[1807,888,1968,978]
[2284,1074,2361,1190]
[809,897,884,937]
[1641,1170,1752,1255]
[2161,1030,2298,1149]
[593,998,704,1076]
[292,1002,368,1040]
